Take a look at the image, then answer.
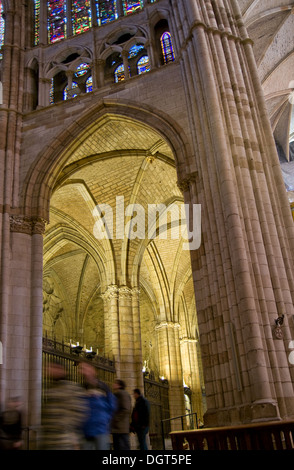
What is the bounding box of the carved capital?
[118,286,132,298]
[101,285,141,301]
[177,178,190,193]
[10,215,46,235]
[131,287,141,297]
[101,285,119,301]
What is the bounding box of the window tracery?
[34,4,175,105]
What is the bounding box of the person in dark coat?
[111,379,132,450]
[130,388,150,450]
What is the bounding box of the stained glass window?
[0,0,5,59]
[123,0,143,16]
[114,64,125,83]
[96,0,118,25]
[74,62,90,77]
[49,79,54,104]
[160,32,175,64]
[48,0,67,43]
[64,82,79,100]
[137,56,150,75]
[86,76,93,92]
[128,44,144,59]
[34,0,40,45]
[72,0,91,35]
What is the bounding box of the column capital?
[101,284,119,301]
[180,336,197,345]
[155,321,180,331]
[101,285,141,301]
[9,215,46,235]
[177,171,199,193]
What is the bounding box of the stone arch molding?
[43,46,93,80]
[21,98,192,221]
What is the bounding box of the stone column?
[118,286,142,391]
[101,285,144,391]
[0,3,26,413]
[38,78,52,108]
[122,51,130,80]
[39,0,48,45]
[155,322,185,430]
[131,287,144,391]
[180,336,203,423]
[2,216,45,432]
[172,0,294,425]
[117,0,124,18]
[101,285,120,374]
[94,59,106,89]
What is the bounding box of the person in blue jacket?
[78,361,117,450]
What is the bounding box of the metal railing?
[161,412,198,450]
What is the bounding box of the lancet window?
[160,32,175,64]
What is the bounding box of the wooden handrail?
[170,420,294,450]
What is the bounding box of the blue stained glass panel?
[86,76,93,92]
[128,44,144,58]
[96,0,118,25]
[137,56,150,75]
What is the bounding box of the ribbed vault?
[43,115,199,379]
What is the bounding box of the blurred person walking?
[40,361,86,450]
[111,379,132,450]
[0,397,23,450]
[130,389,150,450]
[79,361,117,450]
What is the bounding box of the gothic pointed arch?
[21,99,192,220]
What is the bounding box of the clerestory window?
[34,0,148,46]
